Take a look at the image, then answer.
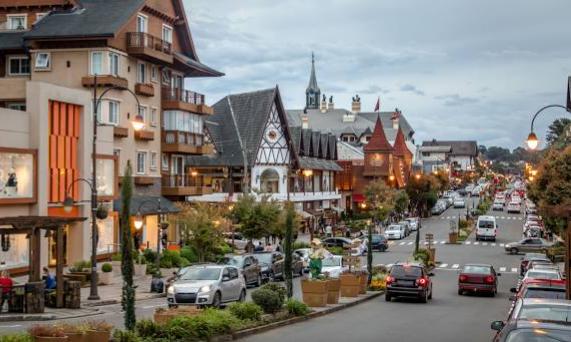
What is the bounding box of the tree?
[231,194,281,241]
[405,174,438,254]
[177,202,225,262]
[394,191,410,220]
[120,162,136,330]
[283,202,295,298]
[546,118,571,146]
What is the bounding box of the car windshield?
[524,289,566,299]
[371,235,382,242]
[390,265,422,277]
[462,265,491,274]
[526,271,560,280]
[506,329,571,342]
[222,256,244,267]
[518,305,571,322]
[180,267,221,281]
[322,257,341,267]
[387,225,401,231]
[255,253,273,264]
[479,220,494,228]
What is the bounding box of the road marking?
[491,243,496,246]
[423,241,429,245]
[142,304,166,309]
[511,268,518,273]
[499,267,507,272]
[465,241,471,245]
[500,243,505,247]
[473,241,479,245]
[519,217,523,220]
[482,242,488,246]
[388,241,395,246]
[446,216,450,219]
[452,264,460,269]
[439,241,445,244]
[399,242,406,245]
[0,325,22,328]
[501,217,505,219]
[438,264,448,268]
[407,241,413,245]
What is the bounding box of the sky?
[183,0,571,149]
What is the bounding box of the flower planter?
[326,279,340,304]
[34,337,69,342]
[134,264,147,277]
[62,333,84,342]
[339,273,361,298]
[154,307,202,325]
[99,272,113,285]
[301,279,329,307]
[84,330,109,342]
[449,232,458,244]
[359,272,368,294]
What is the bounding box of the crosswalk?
[436,263,519,273]
[439,215,522,221]
[388,240,507,248]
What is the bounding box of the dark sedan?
[365,234,389,252]
[458,264,500,296]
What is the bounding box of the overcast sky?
[183,0,571,149]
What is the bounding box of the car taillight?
[385,276,394,284]
[459,275,468,282]
[484,276,495,284]
[416,277,427,287]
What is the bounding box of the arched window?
[260,168,279,193]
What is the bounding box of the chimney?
[391,108,400,129]
[320,94,327,112]
[351,94,361,112]
[328,95,334,110]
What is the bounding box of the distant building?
[419,140,479,175]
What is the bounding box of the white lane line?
[501,217,505,219]
[399,242,406,245]
[0,325,22,328]
[407,242,413,245]
[499,267,507,272]
[465,241,471,245]
[441,217,446,220]
[482,242,488,246]
[142,304,165,309]
[491,243,496,246]
[473,241,479,245]
[511,268,518,273]
[519,217,523,220]
[452,264,460,269]
[500,243,505,247]
[423,241,429,245]
[446,216,450,219]
[438,264,449,268]
[440,241,446,244]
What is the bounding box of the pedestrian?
[42,267,56,290]
[325,224,332,237]
[0,270,12,313]
[264,243,274,252]
[245,240,255,254]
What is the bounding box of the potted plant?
[301,278,329,307]
[57,324,85,342]
[133,254,147,277]
[339,272,361,297]
[83,321,112,342]
[29,325,68,342]
[99,263,113,285]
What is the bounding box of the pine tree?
[283,202,294,298]
[120,161,136,330]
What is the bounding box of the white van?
[476,215,497,241]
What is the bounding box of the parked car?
[221,255,262,287]
[431,201,447,215]
[457,264,500,296]
[493,298,571,329]
[476,215,497,241]
[491,319,571,342]
[522,269,563,283]
[405,217,419,231]
[453,198,466,208]
[520,253,551,276]
[294,248,311,273]
[505,238,553,255]
[510,282,566,301]
[167,264,246,308]
[397,221,411,237]
[385,224,405,240]
[223,232,248,250]
[492,200,504,211]
[322,237,353,248]
[321,256,346,278]
[367,234,389,252]
[291,253,305,277]
[385,262,434,303]
[507,202,521,214]
[253,251,284,282]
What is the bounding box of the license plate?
[397,280,414,286]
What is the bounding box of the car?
[506,202,521,214]
[505,238,552,255]
[397,221,411,237]
[491,319,571,342]
[363,234,389,252]
[223,232,249,250]
[492,200,504,211]
[453,198,466,208]
[520,253,551,276]
[290,253,305,277]
[321,237,353,248]
[321,256,347,278]
[167,264,246,308]
[476,215,497,241]
[221,255,262,287]
[527,259,557,272]
[253,251,284,282]
[405,217,419,231]
[503,298,571,324]
[385,262,434,303]
[294,248,311,272]
[385,224,405,240]
[522,269,563,284]
[457,264,500,296]
[510,282,566,301]
[431,201,446,215]
[471,186,481,197]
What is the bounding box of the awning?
[353,194,365,203]
[113,196,180,216]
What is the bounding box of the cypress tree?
[367,224,373,284]
[120,161,136,330]
[284,202,294,298]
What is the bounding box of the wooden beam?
[56,227,64,308]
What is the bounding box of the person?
[264,243,274,252]
[254,241,264,252]
[0,270,13,313]
[245,240,255,254]
[43,267,56,290]
[325,225,332,237]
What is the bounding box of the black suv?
[385,262,434,303]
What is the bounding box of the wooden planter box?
[154,307,202,325]
[34,337,69,342]
[339,274,361,298]
[326,279,340,304]
[62,333,84,342]
[85,330,110,342]
[449,232,458,244]
[359,273,368,294]
[301,279,329,307]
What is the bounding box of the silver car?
[167,264,246,308]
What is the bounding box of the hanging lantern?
[96,204,109,220]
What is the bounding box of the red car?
[458,264,500,296]
[510,281,566,301]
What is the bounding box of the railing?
[162,174,202,188]
[162,87,205,105]
[162,130,204,146]
[127,32,172,55]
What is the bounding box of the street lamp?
[132,113,146,131]
[526,104,567,150]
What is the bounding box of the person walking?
[0,270,13,313]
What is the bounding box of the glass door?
[172,156,184,186]
[48,226,68,267]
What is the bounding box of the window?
[8,56,30,76]
[7,102,26,111]
[162,24,173,44]
[161,154,169,171]
[34,52,50,70]
[260,168,279,193]
[91,52,103,75]
[151,66,158,82]
[109,53,119,76]
[136,14,147,33]
[150,107,158,127]
[150,152,157,170]
[137,62,146,83]
[108,100,119,125]
[34,13,47,23]
[7,15,26,30]
[136,151,147,174]
[138,106,148,123]
[163,110,204,134]
[161,69,171,85]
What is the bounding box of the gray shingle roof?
[421,140,478,156]
[298,157,342,171]
[173,52,224,77]
[113,195,180,216]
[0,31,25,50]
[24,0,145,40]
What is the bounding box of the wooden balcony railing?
[127,32,172,55]
[163,130,204,146]
[162,87,205,105]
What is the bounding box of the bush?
[143,249,157,264]
[101,263,112,273]
[228,302,263,321]
[135,320,164,339]
[180,246,198,263]
[260,283,287,302]
[165,309,243,340]
[413,248,430,266]
[113,330,141,342]
[160,250,183,269]
[0,334,33,342]
[179,257,191,268]
[326,246,344,255]
[458,219,468,229]
[145,263,159,276]
[70,260,91,272]
[285,299,310,316]
[251,288,284,314]
[292,241,310,250]
[111,254,122,262]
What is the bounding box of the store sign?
[0,148,37,204]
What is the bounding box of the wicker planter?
[134,264,147,277]
[339,273,361,298]
[84,330,110,342]
[34,337,69,342]
[301,279,329,307]
[62,333,84,342]
[326,279,340,304]
[99,272,113,285]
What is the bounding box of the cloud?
[356,85,390,95]
[400,84,425,96]
[434,94,479,106]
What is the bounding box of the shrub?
[70,260,91,272]
[228,302,263,321]
[179,257,190,268]
[113,330,141,342]
[285,299,310,316]
[180,246,198,263]
[413,248,430,266]
[84,320,113,332]
[0,334,33,342]
[135,320,164,339]
[143,249,157,264]
[292,241,310,250]
[326,246,344,255]
[166,309,243,340]
[101,263,113,273]
[251,288,284,314]
[260,283,287,302]
[458,219,468,229]
[160,250,183,268]
[145,263,159,276]
[28,325,65,338]
[111,254,122,262]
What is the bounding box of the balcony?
[113,126,129,138]
[81,75,128,89]
[162,174,213,197]
[126,32,173,65]
[135,83,154,97]
[162,130,213,154]
[161,87,213,115]
[135,130,155,141]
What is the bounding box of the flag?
[374,97,381,112]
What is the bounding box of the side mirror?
[222,276,231,282]
[510,287,517,293]
[428,273,435,277]
[491,321,505,331]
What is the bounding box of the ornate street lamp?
[132,113,146,132]
[526,104,567,150]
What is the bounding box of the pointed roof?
[306,52,320,93]
[364,116,393,152]
[393,128,412,157]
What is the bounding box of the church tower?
[305,52,320,109]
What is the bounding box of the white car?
[385,224,405,240]
[397,221,411,237]
[523,269,563,282]
[405,217,419,231]
[507,202,521,214]
[453,198,466,208]
[321,256,347,278]
[492,201,504,211]
[476,215,497,241]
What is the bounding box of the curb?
[82,293,166,307]
[232,291,384,340]
[0,309,102,322]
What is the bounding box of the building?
[0,0,221,272]
[185,87,343,221]
[419,140,479,175]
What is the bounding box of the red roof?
[393,128,412,157]
[364,116,393,152]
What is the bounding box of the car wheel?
[458,289,463,296]
[238,289,246,302]
[211,292,221,309]
[299,267,304,277]
[510,247,518,255]
[428,287,433,300]
[420,291,428,303]
[256,274,262,287]
[168,304,177,309]
[385,293,392,302]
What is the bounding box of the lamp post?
[133,199,167,270]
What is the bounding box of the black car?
[385,262,434,303]
[367,234,389,252]
[253,251,283,282]
[321,237,353,248]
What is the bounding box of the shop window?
[0,148,36,203]
[260,168,279,193]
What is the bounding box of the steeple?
[305,52,321,109]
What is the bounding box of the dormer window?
[8,15,27,30]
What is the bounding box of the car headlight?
[199,285,212,293]
[167,286,174,295]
